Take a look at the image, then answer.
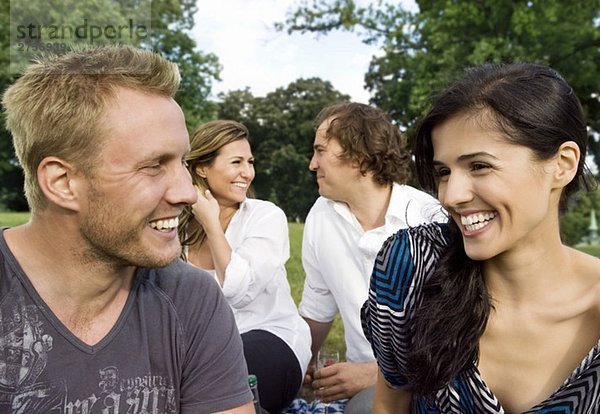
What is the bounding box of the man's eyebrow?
[136,149,187,163]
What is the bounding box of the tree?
[280,0,600,162]
[268,144,317,221]
[217,87,263,136]
[561,186,600,246]
[0,0,221,209]
[280,0,600,242]
[218,78,350,220]
[146,0,222,129]
[0,0,25,210]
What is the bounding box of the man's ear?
[349,155,362,169]
[553,141,580,188]
[37,156,83,211]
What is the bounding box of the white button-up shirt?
[204,198,312,375]
[299,184,444,362]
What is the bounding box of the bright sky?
[192,0,417,104]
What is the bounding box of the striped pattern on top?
[361,222,600,413]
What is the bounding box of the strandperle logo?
[9,0,151,74]
[15,19,149,45]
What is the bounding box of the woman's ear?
[195,165,207,179]
[553,141,580,188]
[37,156,82,211]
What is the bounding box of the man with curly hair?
[299,102,442,413]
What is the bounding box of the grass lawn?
[0,211,29,227]
[287,222,347,359]
[576,244,600,257]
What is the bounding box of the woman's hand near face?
[190,185,232,286]
[191,187,221,230]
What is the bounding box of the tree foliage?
[217,78,350,220]
[281,0,600,241]
[0,0,25,210]
[0,0,221,209]
[562,186,600,246]
[281,0,600,154]
[147,0,221,129]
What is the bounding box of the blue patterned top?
[361,222,600,413]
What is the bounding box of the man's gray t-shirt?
[0,229,252,413]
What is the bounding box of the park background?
[1,0,599,357]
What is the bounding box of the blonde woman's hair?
[2,44,181,212]
[178,120,251,257]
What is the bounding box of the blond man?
[1,45,254,413]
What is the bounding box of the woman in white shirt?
[178,120,312,413]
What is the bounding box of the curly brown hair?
[314,102,411,186]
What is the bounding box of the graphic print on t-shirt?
[0,295,177,413]
[0,296,53,391]
[62,366,177,414]
[0,295,58,412]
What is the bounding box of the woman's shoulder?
[386,221,450,251]
[566,247,600,313]
[240,198,288,228]
[373,222,450,285]
[243,198,285,216]
[571,246,600,279]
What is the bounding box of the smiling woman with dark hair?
[362,62,600,413]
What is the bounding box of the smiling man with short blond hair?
[1,45,254,414]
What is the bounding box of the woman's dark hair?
[406,62,595,396]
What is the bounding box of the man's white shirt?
[299,183,444,362]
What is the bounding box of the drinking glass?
[316,348,339,413]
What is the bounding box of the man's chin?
[134,242,181,268]
[152,246,182,268]
[135,254,179,269]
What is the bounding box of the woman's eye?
[434,168,450,179]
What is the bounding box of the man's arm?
[217,401,256,414]
[303,317,333,383]
[311,360,378,402]
[304,317,379,401]
[304,317,333,360]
